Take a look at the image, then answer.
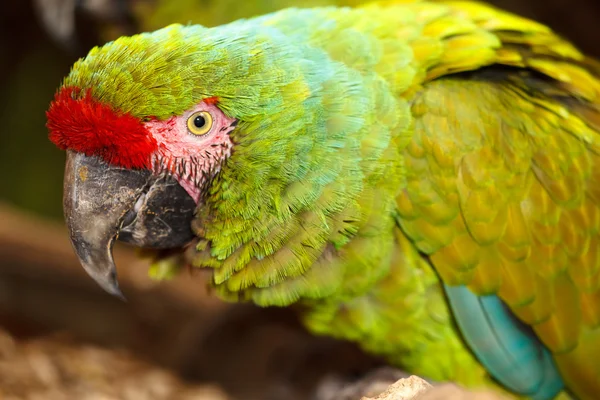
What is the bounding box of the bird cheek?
[177,177,203,204]
[154,152,204,204]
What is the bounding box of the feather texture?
[49,1,600,398]
[445,284,563,399]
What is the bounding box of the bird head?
[46,16,390,301]
[46,24,259,296]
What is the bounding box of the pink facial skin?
[145,101,237,203]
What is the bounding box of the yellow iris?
[187,111,213,135]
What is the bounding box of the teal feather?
[444,284,564,399]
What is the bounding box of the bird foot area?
[360,377,509,400]
[0,327,507,400]
[315,368,507,400]
[0,325,506,400]
[0,204,505,400]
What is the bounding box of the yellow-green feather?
[59,1,600,398]
[388,1,600,398]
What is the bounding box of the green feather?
[57,2,600,397]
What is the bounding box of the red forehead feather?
[46,87,158,169]
[204,96,219,105]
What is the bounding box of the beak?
[63,151,196,298]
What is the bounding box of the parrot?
[46,1,600,399]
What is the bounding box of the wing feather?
[400,67,600,398]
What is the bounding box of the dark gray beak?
[63,151,196,297]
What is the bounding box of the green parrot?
[46,1,600,398]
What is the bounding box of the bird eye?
[187,111,213,136]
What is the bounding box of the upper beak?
[63,151,196,297]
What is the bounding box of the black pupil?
[193,115,206,128]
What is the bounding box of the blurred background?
[0,0,599,399]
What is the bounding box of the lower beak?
[63,151,196,297]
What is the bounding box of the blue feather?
[444,284,564,400]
